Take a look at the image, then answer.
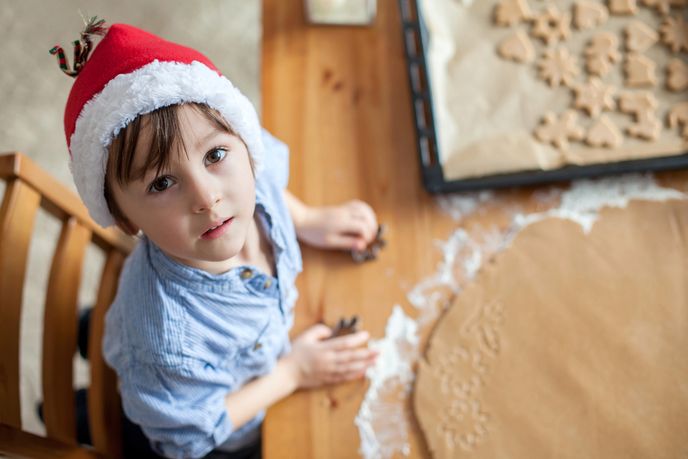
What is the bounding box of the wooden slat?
[0,424,104,459]
[0,179,41,428]
[0,153,135,255]
[42,217,92,444]
[88,250,124,457]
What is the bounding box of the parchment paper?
[418,0,688,180]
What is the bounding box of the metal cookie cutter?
[351,224,387,263]
[328,315,359,339]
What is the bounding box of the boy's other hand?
[294,200,378,252]
[284,324,378,389]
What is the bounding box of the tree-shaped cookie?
[534,111,585,149]
[586,115,624,148]
[538,47,580,87]
[494,0,533,26]
[573,78,617,117]
[625,20,659,52]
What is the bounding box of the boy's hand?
[294,200,378,251]
[284,324,378,389]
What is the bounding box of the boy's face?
[110,104,256,273]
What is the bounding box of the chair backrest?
[0,152,134,458]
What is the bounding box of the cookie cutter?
[351,224,387,263]
[328,315,360,339]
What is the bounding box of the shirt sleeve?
[119,360,233,459]
[259,128,290,190]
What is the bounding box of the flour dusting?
[355,306,418,459]
[356,174,686,458]
[436,190,493,221]
[514,174,685,233]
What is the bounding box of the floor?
[0,0,260,435]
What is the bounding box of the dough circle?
[414,199,688,458]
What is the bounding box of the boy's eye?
[205,148,227,165]
[148,176,174,193]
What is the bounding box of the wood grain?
[0,179,41,428]
[262,1,454,457]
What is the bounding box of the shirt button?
[253,342,263,351]
[263,279,273,289]
[240,268,253,279]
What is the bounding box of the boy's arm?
[224,357,299,428]
[224,325,376,429]
[283,189,378,251]
[283,188,310,230]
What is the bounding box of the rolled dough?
[414,199,688,458]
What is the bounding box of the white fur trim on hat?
[68,60,263,227]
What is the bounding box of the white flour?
[355,174,686,458]
[513,174,685,234]
[354,306,418,459]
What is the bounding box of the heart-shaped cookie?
[497,30,535,63]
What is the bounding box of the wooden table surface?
[260,0,457,457]
[260,1,688,459]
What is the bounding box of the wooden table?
[261,1,458,457]
[261,2,688,459]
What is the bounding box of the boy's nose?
[190,180,221,213]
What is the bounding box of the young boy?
[55,21,379,458]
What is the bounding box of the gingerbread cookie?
[573,77,617,117]
[624,20,659,53]
[494,0,533,26]
[668,102,688,139]
[498,30,536,63]
[667,58,688,92]
[586,115,623,148]
[585,32,621,77]
[619,90,659,116]
[531,6,571,45]
[538,47,580,87]
[534,110,585,149]
[627,113,662,140]
[659,16,688,53]
[608,0,638,15]
[574,1,609,29]
[641,0,687,15]
[624,53,658,87]
[619,91,662,140]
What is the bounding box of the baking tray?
[398,0,688,193]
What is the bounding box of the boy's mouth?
[201,217,234,240]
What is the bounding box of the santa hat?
[53,19,263,227]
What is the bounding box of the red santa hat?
[57,21,263,227]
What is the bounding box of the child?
[54,20,379,459]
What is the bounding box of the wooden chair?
[0,152,134,458]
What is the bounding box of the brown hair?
[104,102,253,232]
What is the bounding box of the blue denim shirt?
[103,130,303,459]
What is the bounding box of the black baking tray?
[398,0,688,193]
